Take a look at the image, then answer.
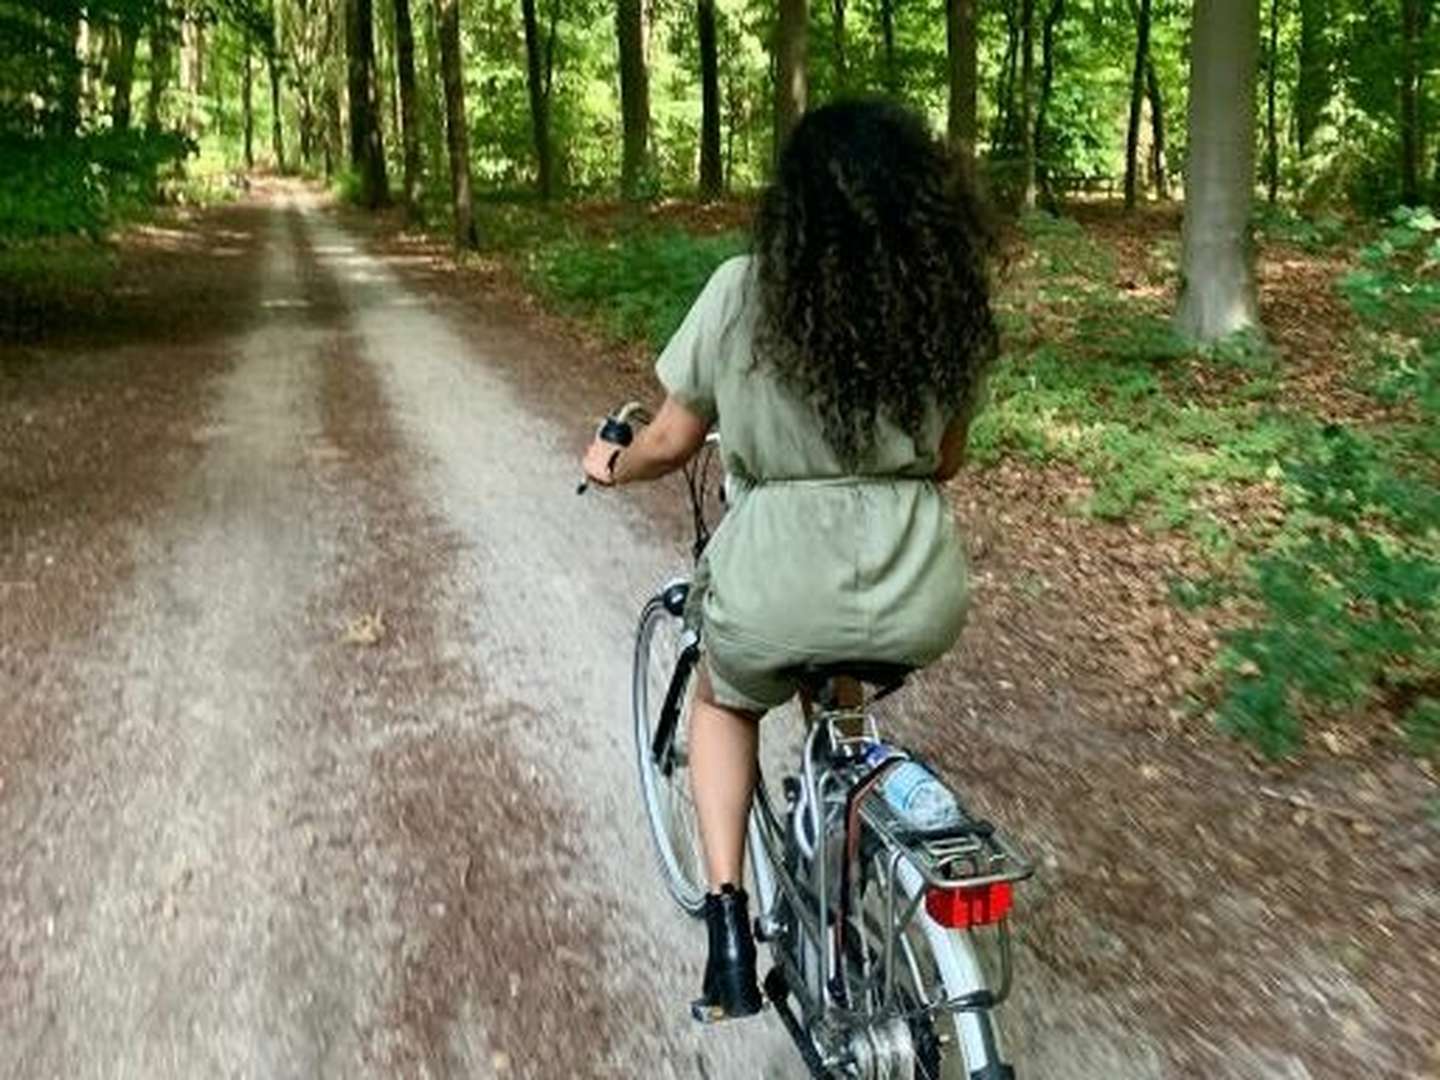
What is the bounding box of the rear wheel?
[847,852,1009,1079]
[632,595,708,916]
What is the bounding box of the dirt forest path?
[2,182,1436,1080]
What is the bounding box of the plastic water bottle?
[877,760,962,831]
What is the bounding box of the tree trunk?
[616,0,649,199]
[1265,0,1279,203]
[243,36,255,167]
[1124,0,1152,210]
[1146,58,1168,199]
[268,51,286,171]
[946,0,978,158]
[422,0,448,195]
[1020,0,1036,208]
[521,0,553,200]
[1401,0,1422,206]
[349,0,390,206]
[774,0,808,160]
[1035,0,1063,209]
[830,0,848,90]
[880,0,896,96]
[1175,0,1260,342]
[698,0,722,199]
[110,16,140,131]
[145,8,173,134]
[1296,0,1328,158]
[437,0,477,245]
[394,0,423,209]
[994,6,1018,151]
[61,7,84,134]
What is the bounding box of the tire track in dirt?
[299,206,807,1078]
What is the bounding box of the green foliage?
[0,130,189,240]
[526,225,746,348]
[1207,210,1440,757]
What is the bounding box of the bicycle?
[589,405,1033,1079]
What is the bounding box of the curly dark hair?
[753,100,998,465]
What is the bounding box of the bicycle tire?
[851,854,1011,1079]
[633,594,709,917]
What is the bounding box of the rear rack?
[861,796,1035,893]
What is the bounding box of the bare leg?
[690,669,761,890]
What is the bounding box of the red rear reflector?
[925,881,1014,929]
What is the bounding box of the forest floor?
[1,180,1437,1078]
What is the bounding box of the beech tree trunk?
[110,16,140,131]
[616,0,649,199]
[61,6,83,134]
[774,0,808,159]
[880,0,896,95]
[522,0,556,200]
[243,37,255,167]
[1036,0,1064,209]
[437,0,476,245]
[394,0,422,209]
[348,0,390,207]
[1175,0,1260,342]
[830,0,848,90]
[1296,0,1328,158]
[698,0,722,199]
[145,9,172,134]
[946,0,978,158]
[268,50,286,171]
[1124,0,1152,210]
[1401,0,1422,206]
[422,0,448,195]
[1146,59,1168,199]
[1020,0,1036,208]
[1265,0,1280,203]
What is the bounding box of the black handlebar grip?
[597,417,635,446]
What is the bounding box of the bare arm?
[582,395,710,487]
[935,414,971,483]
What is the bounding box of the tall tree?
[109,13,141,131]
[774,0,808,158]
[437,0,477,245]
[521,0,558,200]
[1264,0,1280,203]
[1400,0,1422,205]
[1019,0,1036,208]
[1035,0,1064,209]
[946,0,978,157]
[830,0,849,90]
[1175,0,1260,342]
[698,0,723,198]
[616,0,649,198]
[267,3,285,172]
[422,0,448,194]
[1296,0,1328,158]
[1146,58,1168,199]
[145,7,173,133]
[394,0,423,210]
[243,33,255,167]
[348,0,389,206]
[1124,0,1153,210]
[880,0,897,95]
[62,4,84,134]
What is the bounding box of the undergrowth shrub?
[1209,208,1440,756]
[529,227,745,349]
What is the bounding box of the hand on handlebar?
[577,401,651,495]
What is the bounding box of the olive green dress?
[656,255,970,713]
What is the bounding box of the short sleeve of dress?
[655,256,748,425]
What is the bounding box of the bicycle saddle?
[793,661,913,696]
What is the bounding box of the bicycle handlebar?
[576,400,650,495]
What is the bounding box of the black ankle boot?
[691,884,763,1023]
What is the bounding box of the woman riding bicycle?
[582,99,997,1022]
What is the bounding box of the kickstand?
[763,969,833,1080]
